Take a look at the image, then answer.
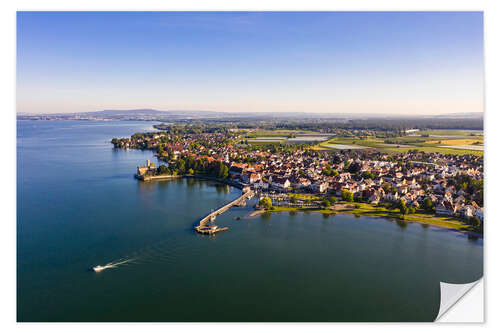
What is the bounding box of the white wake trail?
[109,259,134,267]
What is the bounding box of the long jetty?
[195,189,254,235]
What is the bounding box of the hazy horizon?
[16,108,484,117]
[17,12,484,115]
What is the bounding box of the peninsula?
[112,120,484,235]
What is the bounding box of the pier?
[195,189,254,235]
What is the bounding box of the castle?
[136,160,155,178]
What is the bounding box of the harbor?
[134,160,256,235]
[195,188,254,235]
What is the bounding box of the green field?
[289,193,323,201]
[236,128,483,155]
[416,129,483,136]
[240,129,323,138]
[313,130,483,156]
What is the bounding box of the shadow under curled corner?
[435,278,483,322]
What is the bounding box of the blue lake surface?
[17,120,483,321]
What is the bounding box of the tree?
[157,164,169,175]
[212,161,229,179]
[469,216,481,227]
[259,197,273,210]
[167,151,175,160]
[341,189,354,202]
[343,161,351,172]
[348,162,362,173]
[157,144,164,155]
[422,197,434,212]
[398,199,409,216]
[176,159,185,174]
[361,171,375,179]
[322,166,339,177]
[220,164,229,179]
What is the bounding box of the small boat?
[93,264,112,272]
[92,259,133,272]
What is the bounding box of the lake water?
[17,120,483,322]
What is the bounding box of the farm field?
[415,129,483,136]
[440,145,483,151]
[240,128,483,156]
[254,136,287,140]
[247,139,284,143]
[314,129,483,156]
[287,136,331,142]
[240,129,323,138]
[321,143,368,150]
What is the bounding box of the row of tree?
[155,155,229,179]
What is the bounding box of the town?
[111,124,484,234]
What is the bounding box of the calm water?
[17,120,483,322]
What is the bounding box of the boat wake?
[91,235,196,272]
[92,258,135,272]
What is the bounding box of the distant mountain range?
[18,108,354,121]
[84,109,221,117]
[17,108,484,121]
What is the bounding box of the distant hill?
[17,108,227,121]
[433,112,483,119]
[79,109,221,117]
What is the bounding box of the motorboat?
[92,264,112,272]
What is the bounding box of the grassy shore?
[259,201,478,233]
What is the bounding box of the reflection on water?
[215,182,230,194]
[468,234,480,242]
[397,219,409,229]
[260,211,272,220]
[186,177,196,188]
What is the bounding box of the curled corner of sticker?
[435,279,482,321]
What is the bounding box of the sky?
[16,11,484,115]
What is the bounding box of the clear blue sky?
[17,11,484,114]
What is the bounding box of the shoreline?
[137,173,246,190]
[248,209,265,217]
[136,174,182,181]
[248,207,483,238]
[136,172,482,239]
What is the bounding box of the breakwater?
[195,189,254,235]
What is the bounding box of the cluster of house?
[117,131,483,221]
[225,151,483,221]
[113,132,236,158]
